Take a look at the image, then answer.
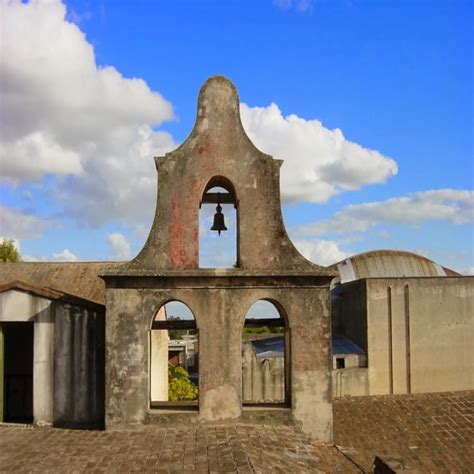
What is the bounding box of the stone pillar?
[105,289,149,428]
[198,290,241,421]
[150,329,169,401]
[291,289,333,443]
[33,308,54,425]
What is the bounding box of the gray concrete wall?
[53,304,105,429]
[242,342,284,402]
[366,277,474,395]
[105,280,333,441]
[332,368,369,397]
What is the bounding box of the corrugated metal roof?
[330,249,460,283]
[253,337,284,357]
[251,335,365,357]
[0,262,121,304]
[332,336,365,355]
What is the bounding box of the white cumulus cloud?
[52,249,78,262]
[23,248,78,262]
[240,103,398,203]
[107,232,131,260]
[0,205,49,240]
[295,189,474,236]
[1,0,399,233]
[292,239,349,266]
[460,266,474,276]
[0,0,175,225]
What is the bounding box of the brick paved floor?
[0,423,356,473]
[334,390,474,473]
[0,391,472,473]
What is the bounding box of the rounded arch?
[149,298,199,408]
[199,175,240,268]
[150,298,198,329]
[242,297,289,328]
[201,175,238,204]
[242,297,291,406]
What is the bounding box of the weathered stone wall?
[125,76,326,274]
[103,76,335,442]
[104,277,332,441]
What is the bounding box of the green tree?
[0,239,21,262]
[168,365,198,401]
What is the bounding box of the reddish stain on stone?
[170,197,185,268]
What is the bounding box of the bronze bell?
[211,202,227,236]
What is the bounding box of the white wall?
[150,306,168,402]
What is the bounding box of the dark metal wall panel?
[53,303,105,429]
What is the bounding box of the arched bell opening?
[242,299,290,406]
[199,176,239,268]
[149,300,199,410]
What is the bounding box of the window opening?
[199,177,238,268]
[150,301,198,410]
[242,300,290,406]
[336,357,345,369]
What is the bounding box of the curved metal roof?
[330,249,460,284]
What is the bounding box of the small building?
[0,269,110,428]
[242,335,367,402]
[330,250,474,396]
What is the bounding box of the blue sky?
[0,0,472,273]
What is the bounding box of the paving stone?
[1,391,472,472]
[334,390,474,473]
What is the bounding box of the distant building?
[330,250,473,396]
[242,335,366,402]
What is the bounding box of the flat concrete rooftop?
[0,391,472,473]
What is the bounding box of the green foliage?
[168,328,186,340]
[243,326,283,335]
[243,326,269,335]
[0,239,21,262]
[167,315,186,340]
[168,365,198,401]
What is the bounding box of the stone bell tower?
[102,76,336,441]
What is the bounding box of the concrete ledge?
[241,406,294,424]
[145,409,199,425]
